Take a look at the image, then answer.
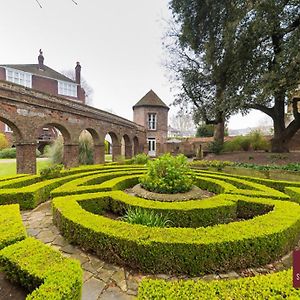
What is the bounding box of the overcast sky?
[1,0,272,130]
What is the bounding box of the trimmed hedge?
[195,171,289,199]
[285,187,300,203]
[0,237,82,299]
[76,191,238,228]
[51,169,146,197]
[0,170,108,209]
[0,204,27,249]
[138,269,299,299]
[52,193,300,275]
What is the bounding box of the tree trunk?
[213,120,225,144]
[271,135,290,152]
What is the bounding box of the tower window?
[148,113,156,130]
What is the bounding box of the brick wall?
[0,67,5,81]
[32,75,58,96]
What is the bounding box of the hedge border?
[138,269,298,299]
[0,237,82,300]
[52,192,300,275]
[0,204,27,249]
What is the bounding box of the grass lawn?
[0,159,50,177]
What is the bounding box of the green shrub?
[130,153,149,165]
[191,160,233,170]
[196,124,214,137]
[122,207,171,227]
[223,136,251,152]
[0,237,82,299]
[42,145,51,157]
[207,140,223,154]
[40,164,64,179]
[140,153,194,194]
[0,133,9,150]
[138,269,300,299]
[248,130,270,151]
[0,204,27,249]
[0,148,16,158]
[49,136,64,164]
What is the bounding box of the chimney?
[75,62,81,84]
[38,49,44,70]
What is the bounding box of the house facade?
[0,50,85,148]
[133,90,169,156]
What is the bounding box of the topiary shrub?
[122,207,171,227]
[140,153,194,194]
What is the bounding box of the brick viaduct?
[0,80,146,174]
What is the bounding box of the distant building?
[133,90,169,156]
[0,50,85,149]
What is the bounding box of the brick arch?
[105,131,121,162]
[0,81,146,173]
[0,116,23,142]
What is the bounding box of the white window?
[4,124,12,133]
[58,81,77,97]
[6,68,32,88]
[148,113,157,130]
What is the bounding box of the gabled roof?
[133,90,169,109]
[0,64,76,84]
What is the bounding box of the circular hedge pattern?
[2,164,300,276]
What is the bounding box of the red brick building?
[0,50,85,148]
[133,90,169,156]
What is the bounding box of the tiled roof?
[133,90,169,109]
[0,64,76,83]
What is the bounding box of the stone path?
[15,201,297,299]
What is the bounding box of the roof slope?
[0,64,75,83]
[133,90,169,109]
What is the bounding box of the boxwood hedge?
[52,192,300,275]
[0,204,26,249]
[138,269,299,299]
[0,237,82,300]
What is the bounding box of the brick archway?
[0,81,146,174]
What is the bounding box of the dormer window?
[6,68,32,88]
[58,81,77,97]
[148,113,157,130]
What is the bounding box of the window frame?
[5,68,32,88]
[148,113,157,130]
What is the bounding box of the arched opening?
[121,134,132,159]
[105,132,120,162]
[78,130,94,165]
[133,136,139,156]
[35,123,71,166]
[84,128,104,165]
[0,117,33,174]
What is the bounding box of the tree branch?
[247,103,274,118]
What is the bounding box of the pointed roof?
[0,64,76,84]
[133,90,169,109]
